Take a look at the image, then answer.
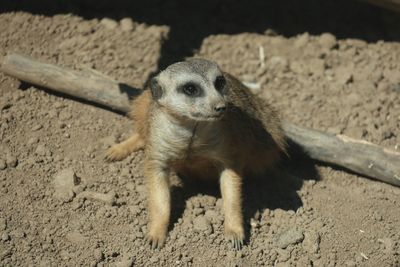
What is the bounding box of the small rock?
[309,58,325,76]
[5,155,17,168]
[0,218,6,230]
[0,159,6,170]
[345,127,366,139]
[193,216,212,234]
[205,210,219,222]
[319,33,337,50]
[27,137,39,145]
[176,236,186,247]
[101,18,118,30]
[77,191,116,206]
[53,169,79,202]
[93,249,104,263]
[120,18,135,31]
[335,66,353,85]
[58,110,72,121]
[276,248,290,262]
[32,124,43,131]
[378,238,394,255]
[35,144,52,157]
[1,232,10,242]
[303,231,320,253]
[294,32,310,48]
[276,229,304,249]
[112,257,135,267]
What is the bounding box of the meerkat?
[106,58,286,250]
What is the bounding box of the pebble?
[176,236,186,247]
[205,210,219,222]
[58,110,72,121]
[1,232,10,242]
[335,66,353,85]
[0,218,6,230]
[378,238,394,254]
[0,159,6,170]
[193,215,212,234]
[276,229,304,249]
[112,257,135,267]
[32,124,43,131]
[27,137,39,145]
[294,32,310,48]
[303,231,320,253]
[101,18,118,30]
[35,144,52,157]
[120,18,135,31]
[93,249,104,263]
[6,154,18,168]
[319,33,337,50]
[53,168,79,202]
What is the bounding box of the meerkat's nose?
[214,103,226,113]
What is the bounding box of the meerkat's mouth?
[190,112,224,121]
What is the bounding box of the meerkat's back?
[219,73,286,175]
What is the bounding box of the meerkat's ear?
[150,77,163,100]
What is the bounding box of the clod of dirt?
[378,238,394,255]
[276,229,304,249]
[100,18,118,30]
[65,231,87,245]
[53,168,79,202]
[35,144,52,157]
[303,231,321,254]
[0,159,6,170]
[193,215,212,234]
[335,66,354,85]
[77,191,116,206]
[112,256,135,267]
[5,154,17,168]
[32,124,43,131]
[120,18,135,32]
[319,33,337,50]
[1,233,10,242]
[0,218,6,231]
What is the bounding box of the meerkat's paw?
[105,144,131,161]
[224,225,244,250]
[147,225,168,249]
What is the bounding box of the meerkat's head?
[150,58,228,121]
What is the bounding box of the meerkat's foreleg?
[105,132,144,161]
[145,160,171,249]
[220,168,244,250]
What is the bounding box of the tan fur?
[106,63,286,250]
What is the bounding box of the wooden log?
[0,53,140,113]
[283,123,400,186]
[1,53,400,187]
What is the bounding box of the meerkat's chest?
[150,116,225,161]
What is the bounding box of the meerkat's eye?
[182,83,200,96]
[214,75,226,91]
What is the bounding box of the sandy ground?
[0,1,400,266]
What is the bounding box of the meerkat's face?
[150,58,228,121]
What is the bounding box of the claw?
[147,232,166,250]
[228,234,244,250]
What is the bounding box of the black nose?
[214,104,226,113]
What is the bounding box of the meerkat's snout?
[214,103,226,113]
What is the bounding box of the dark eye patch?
[214,75,226,92]
[178,82,203,97]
